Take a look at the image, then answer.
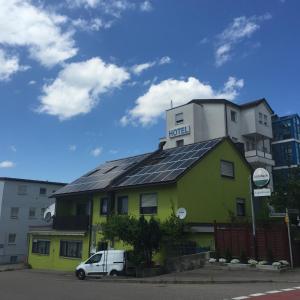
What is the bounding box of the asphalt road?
[0,270,299,300]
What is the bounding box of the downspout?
[88,194,93,255]
[224,103,229,137]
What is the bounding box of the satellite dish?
[176,208,187,220]
[44,203,56,223]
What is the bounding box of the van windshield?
[85,253,102,264]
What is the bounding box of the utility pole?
[286,208,294,268]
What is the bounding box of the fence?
[213,222,298,265]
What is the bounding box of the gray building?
[0,177,65,264]
[161,98,275,187]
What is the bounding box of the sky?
[0,0,299,183]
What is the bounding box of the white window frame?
[175,112,184,125]
[220,160,235,178]
[140,193,158,215]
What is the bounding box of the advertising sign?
[253,168,270,188]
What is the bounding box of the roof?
[0,177,66,186]
[272,113,300,123]
[113,138,223,189]
[177,98,274,114]
[53,153,152,197]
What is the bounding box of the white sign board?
[254,188,271,197]
[176,208,187,220]
[253,168,270,188]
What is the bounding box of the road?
[0,270,299,300]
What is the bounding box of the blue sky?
[0,0,299,183]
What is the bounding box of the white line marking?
[265,290,282,294]
[249,293,266,297]
[294,286,300,289]
[281,288,295,291]
[232,297,249,300]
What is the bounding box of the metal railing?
[52,215,89,230]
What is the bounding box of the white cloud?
[90,147,102,157]
[109,149,118,154]
[215,14,271,67]
[0,0,77,67]
[72,17,111,31]
[131,56,171,75]
[0,49,29,81]
[121,76,244,126]
[131,62,156,75]
[38,57,130,120]
[69,145,77,151]
[140,1,153,12]
[10,145,17,152]
[0,160,15,168]
[158,56,171,65]
[28,80,36,85]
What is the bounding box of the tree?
[271,167,300,212]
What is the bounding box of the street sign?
[176,208,187,219]
[254,188,271,197]
[253,168,270,188]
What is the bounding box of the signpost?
[176,208,187,220]
[250,167,271,259]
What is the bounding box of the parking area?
[0,269,300,300]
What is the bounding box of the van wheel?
[77,269,86,280]
[109,270,118,276]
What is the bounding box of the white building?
[0,177,65,264]
[161,98,275,185]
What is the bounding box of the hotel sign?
[169,125,191,138]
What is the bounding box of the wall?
[0,180,64,264]
[177,139,251,225]
[28,234,89,271]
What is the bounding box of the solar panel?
[53,153,151,196]
[115,138,222,188]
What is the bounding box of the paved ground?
[0,269,300,300]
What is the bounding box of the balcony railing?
[53,215,89,231]
[245,150,272,160]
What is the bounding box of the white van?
[75,250,125,280]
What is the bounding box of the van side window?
[85,253,102,264]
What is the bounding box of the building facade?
[272,114,300,170]
[161,98,275,187]
[0,178,65,264]
[28,138,252,271]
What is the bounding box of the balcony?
[245,150,275,166]
[52,215,89,231]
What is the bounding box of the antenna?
[170,99,173,109]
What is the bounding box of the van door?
[84,253,103,275]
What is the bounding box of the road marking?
[282,288,295,291]
[232,297,249,300]
[249,293,266,297]
[265,290,282,294]
[294,286,300,289]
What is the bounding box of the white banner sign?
[254,188,271,197]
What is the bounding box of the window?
[175,112,184,125]
[41,208,46,219]
[117,196,128,215]
[263,114,268,126]
[231,137,238,143]
[29,207,36,219]
[8,234,16,244]
[236,199,246,217]
[85,253,102,264]
[10,207,19,219]
[60,240,82,258]
[230,110,237,122]
[17,185,27,195]
[176,139,184,147]
[259,112,263,124]
[39,187,47,195]
[10,256,17,263]
[32,240,50,255]
[220,160,235,178]
[100,198,108,215]
[140,193,157,214]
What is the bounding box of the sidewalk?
[98,266,300,284]
[0,263,26,272]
